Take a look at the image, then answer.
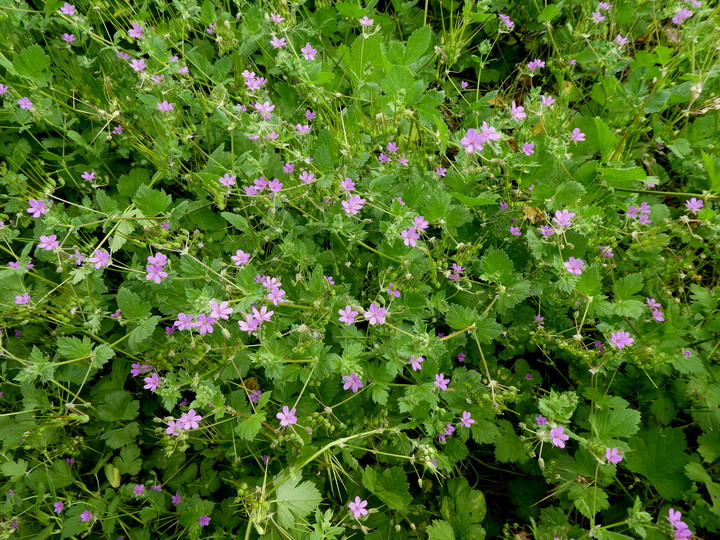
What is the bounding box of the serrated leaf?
[91,344,115,369]
[614,273,644,300]
[14,44,50,80]
[446,304,480,330]
[100,423,140,449]
[594,117,618,163]
[221,211,249,231]
[116,287,151,320]
[274,475,322,529]
[133,184,172,216]
[538,3,561,22]
[362,466,412,510]
[424,191,452,221]
[128,316,160,352]
[590,399,641,440]
[1,459,28,481]
[234,412,265,441]
[404,25,433,67]
[427,520,456,539]
[624,427,691,499]
[698,432,720,463]
[113,444,142,475]
[475,314,503,344]
[480,248,514,283]
[56,336,94,360]
[98,390,140,422]
[452,192,499,207]
[569,483,609,518]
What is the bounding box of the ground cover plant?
[0,0,719,538]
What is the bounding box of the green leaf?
[113,444,142,475]
[220,211,249,231]
[274,474,323,529]
[362,466,412,510]
[569,483,609,518]
[451,192,499,207]
[446,304,480,330]
[494,421,529,464]
[117,287,151,320]
[594,118,618,163]
[118,168,151,197]
[614,273,644,300]
[538,3,561,22]
[1,458,28,481]
[474,314,503,344]
[100,423,140,449]
[698,432,720,463]
[128,316,160,352]
[427,520,456,540]
[590,398,641,440]
[14,44,50,80]
[91,344,115,369]
[234,412,266,441]
[600,166,646,187]
[133,184,172,216]
[624,427,691,499]
[56,336,94,360]
[479,248,514,283]
[98,390,140,422]
[404,25,433,67]
[440,477,486,539]
[424,191,452,221]
[577,266,602,297]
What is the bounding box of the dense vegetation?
[1,0,719,538]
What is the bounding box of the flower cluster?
[166,409,203,436]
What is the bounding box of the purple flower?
[460,80,469,88]
[498,14,514,29]
[378,153,390,163]
[510,101,526,120]
[564,257,584,275]
[340,177,355,191]
[143,374,159,391]
[129,59,146,72]
[460,128,485,153]
[198,515,211,526]
[252,101,275,119]
[267,179,283,192]
[128,23,143,38]
[157,100,174,112]
[436,167,447,176]
[270,36,286,48]
[683,350,692,357]
[295,124,311,134]
[166,420,182,436]
[550,426,569,448]
[231,249,251,266]
[605,447,623,464]
[535,415,548,425]
[277,405,298,427]
[174,313,194,330]
[62,33,76,43]
[251,305,274,322]
[539,225,554,237]
[80,511,93,522]
[359,16,374,27]
[527,59,545,71]
[541,95,555,107]
[179,409,202,429]
[553,209,576,228]
[38,234,59,251]
[610,330,634,349]
[409,355,424,371]
[342,373,364,393]
[306,109,316,120]
[401,227,420,247]
[672,7,693,24]
[510,226,521,237]
[238,314,259,333]
[386,283,400,297]
[570,128,586,143]
[364,303,387,325]
[600,246,614,258]
[348,496,369,519]
[17,97,33,110]
[171,493,181,505]
[194,314,216,335]
[652,309,665,322]
[270,13,284,23]
[598,2,613,10]
[684,198,703,214]
[145,264,168,283]
[134,484,145,496]
[457,352,466,362]
[60,2,76,15]
[535,315,545,325]
[267,287,286,305]
[210,300,233,320]
[88,249,110,269]
[301,43,317,60]
[434,373,450,391]
[299,170,316,183]
[342,195,366,215]
[54,501,64,513]
[591,11,606,23]
[459,411,475,428]
[522,142,535,155]
[82,171,95,182]
[0,84,8,95]
[616,34,629,45]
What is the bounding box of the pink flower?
[210,300,233,320]
[80,510,93,522]
[299,170,316,183]
[62,33,76,43]
[564,257,584,275]
[267,287,286,305]
[252,305,274,322]
[591,11,606,23]
[54,501,64,513]
[193,314,216,335]
[128,23,143,39]
[143,373,160,391]
[88,249,110,269]
[600,246,614,258]
[460,411,475,428]
[267,179,283,192]
[171,494,181,505]
[348,496,369,518]
[59,2,76,16]
[38,234,59,251]
[270,13,284,23]
[295,124,311,134]
[434,373,450,391]
[340,178,355,191]
[528,59,545,71]
[0,84,8,95]
[81,171,95,182]
[541,95,556,107]
[460,128,485,153]
[616,34,629,45]
[401,227,420,247]
[610,330,634,349]
[481,121,502,141]
[364,303,387,325]
[270,36,286,49]
[129,59,146,72]
[342,195,366,215]
[409,355,424,371]
[219,173,236,186]
[157,100,174,112]
[386,283,400,297]
[553,209,576,228]
[522,142,535,155]
[570,128,586,143]
[550,426,569,448]
[174,313,194,330]
[179,409,202,429]
[359,16,374,27]
[232,250,251,265]
[672,7,693,24]
[277,406,297,427]
[510,101,526,120]
[498,14,514,29]
[510,226,521,236]
[145,264,167,283]
[27,200,48,218]
[605,447,622,464]
[17,97,33,110]
[684,197,703,214]
[198,515,211,526]
[238,314,259,333]
[15,293,31,305]
[301,43,317,60]
[342,373,363,393]
[436,167,447,176]
[338,305,359,325]
[166,420,182,436]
